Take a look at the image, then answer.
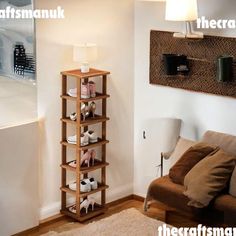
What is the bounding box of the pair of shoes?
[68,196,96,214]
[81,149,96,167]
[69,102,96,122]
[81,81,96,99]
[68,177,97,192]
[67,88,77,97]
[80,196,96,214]
[67,131,98,146]
[81,102,96,120]
[81,130,98,146]
[81,177,98,192]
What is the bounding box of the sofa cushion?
[169,142,218,185]
[202,130,236,155]
[148,176,201,214]
[213,194,236,213]
[168,137,195,165]
[184,149,236,208]
[229,167,236,197]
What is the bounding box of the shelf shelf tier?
[61,68,110,221]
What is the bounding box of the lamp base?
[80,63,90,73]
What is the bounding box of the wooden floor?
[18,199,200,236]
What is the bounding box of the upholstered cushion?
[168,137,195,164]
[202,130,236,155]
[229,168,236,197]
[184,149,236,208]
[169,142,218,185]
[147,176,200,214]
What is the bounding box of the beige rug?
[43,208,169,236]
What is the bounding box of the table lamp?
[73,43,98,73]
[165,0,203,39]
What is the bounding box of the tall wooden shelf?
[60,68,110,222]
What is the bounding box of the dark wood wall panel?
[150,30,236,98]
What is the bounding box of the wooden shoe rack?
[60,68,110,222]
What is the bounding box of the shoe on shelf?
[70,112,77,121]
[81,103,90,121]
[68,160,76,168]
[88,196,96,211]
[81,133,89,146]
[80,199,90,214]
[67,88,77,97]
[87,177,98,190]
[89,81,96,98]
[86,130,98,143]
[81,149,96,167]
[80,180,91,192]
[68,205,76,214]
[68,182,76,191]
[81,82,90,99]
[67,135,77,144]
[90,102,96,118]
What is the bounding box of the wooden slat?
[60,204,107,222]
[61,68,110,79]
[60,184,109,198]
[60,139,109,151]
[61,115,110,127]
[60,93,110,102]
[61,160,109,174]
[61,74,67,211]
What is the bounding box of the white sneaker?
[67,88,77,97]
[67,135,76,144]
[86,130,98,143]
[80,180,91,192]
[87,177,98,190]
[80,133,89,146]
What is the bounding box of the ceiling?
[0,0,32,7]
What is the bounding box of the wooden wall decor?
[150,30,236,98]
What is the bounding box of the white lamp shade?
[73,43,98,63]
[165,0,198,21]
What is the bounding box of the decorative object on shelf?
[73,44,98,73]
[165,0,203,39]
[163,54,189,75]
[61,68,110,221]
[150,31,236,98]
[217,55,234,83]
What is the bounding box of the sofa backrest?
[202,130,236,155]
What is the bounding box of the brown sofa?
[145,131,236,226]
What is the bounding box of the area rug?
[43,208,169,236]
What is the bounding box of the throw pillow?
[169,142,218,185]
[168,137,196,166]
[184,149,236,208]
[229,167,236,197]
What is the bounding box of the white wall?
[134,0,236,196]
[35,0,134,219]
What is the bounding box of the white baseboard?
[39,197,74,220]
[39,184,133,220]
